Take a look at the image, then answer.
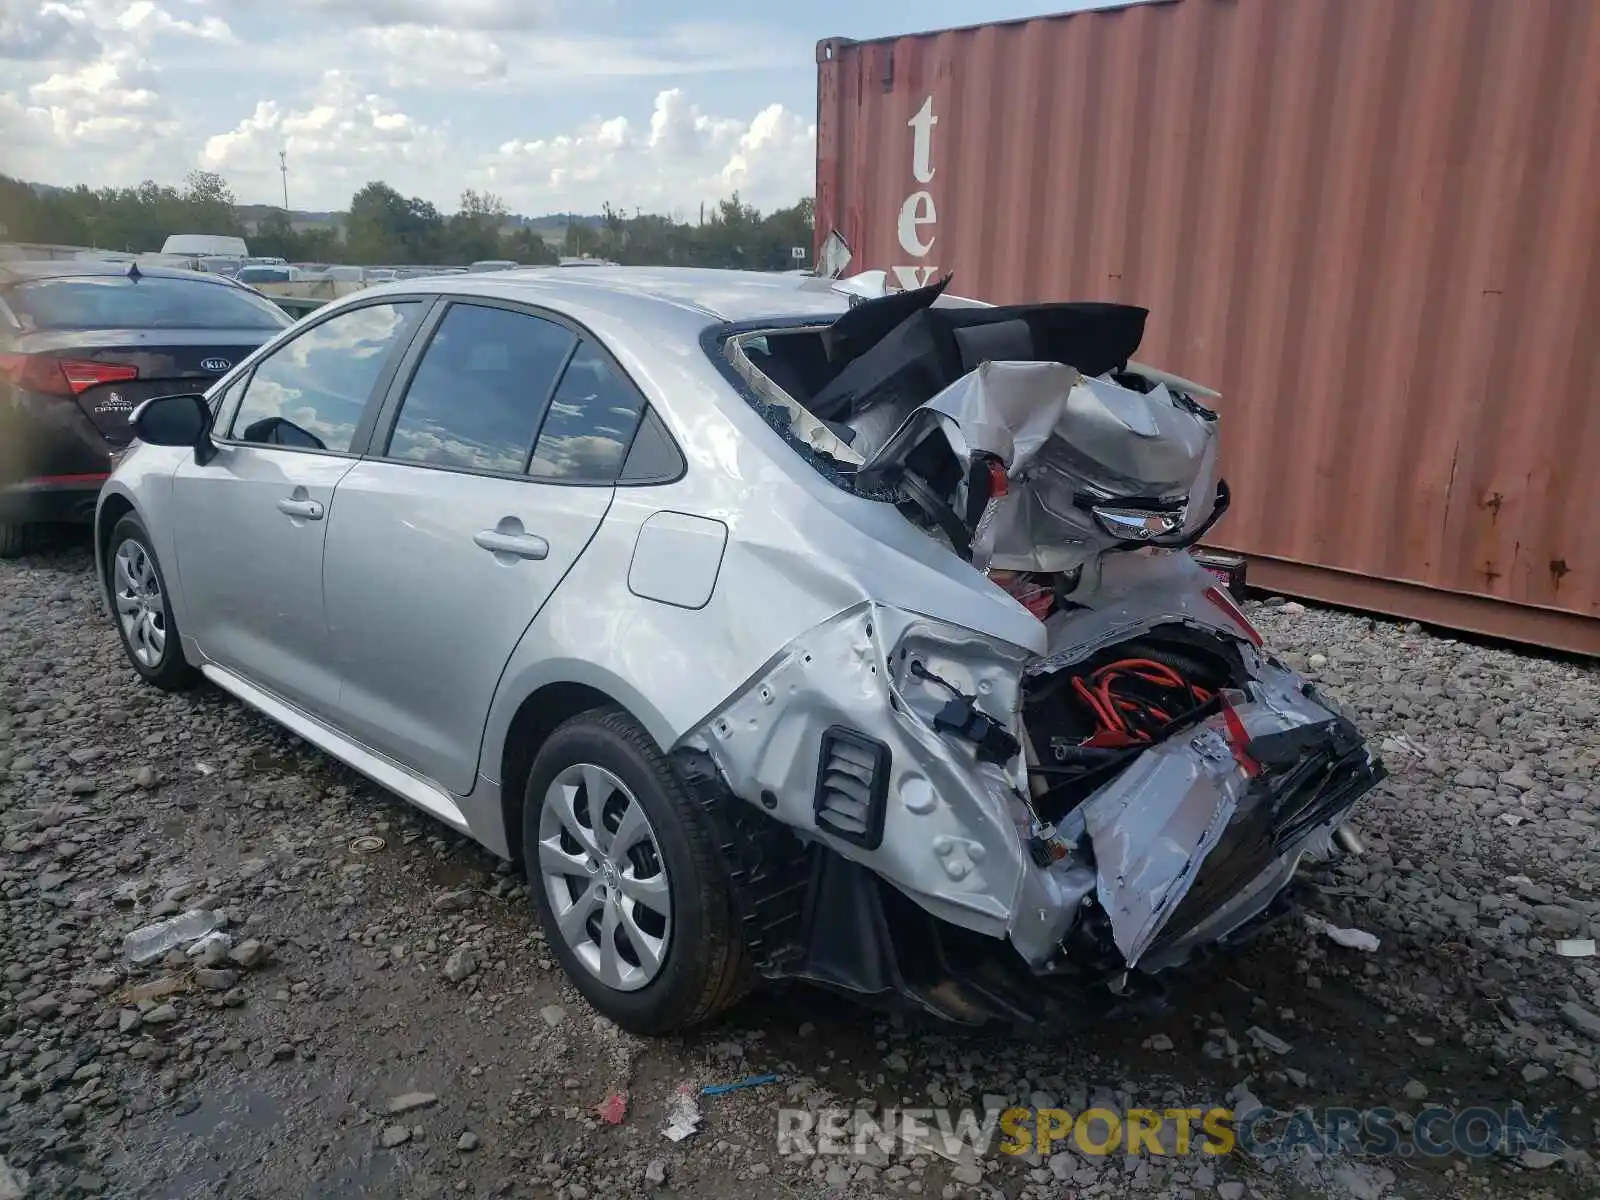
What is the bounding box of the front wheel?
[522,707,751,1035]
[107,515,199,691]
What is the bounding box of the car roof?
[0,260,250,288]
[375,266,854,326]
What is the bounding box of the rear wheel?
[107,515,199,691]
[0,522,30,559]
[522,707,751,1035]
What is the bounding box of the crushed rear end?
[677,276,1384,1024]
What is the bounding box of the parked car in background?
[365,269,398,283]
[236,265,307,285]
[198,256,245,278]
[467,260,519,272]
[162,234,248,258]
[96,267,1381,1035]
[0,261,292,556]
[136,253,204,272]
[323,265,366,283]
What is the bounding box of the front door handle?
[474,529,549,560]
[277,497,324,520]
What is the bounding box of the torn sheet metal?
[852,360,1222,572]
[1078,723,1244,967]
[1074,656,1369,969]
[682,602,1036,941]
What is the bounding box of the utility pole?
[279,150,289,212]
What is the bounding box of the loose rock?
[387,1092,438,1115]
[443,946,478,983]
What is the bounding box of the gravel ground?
[1,541,1596,1200]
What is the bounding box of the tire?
[0,522,30,559]
[522,707,751,1035]
[106,515,200,691]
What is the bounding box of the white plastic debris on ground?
[121,908,221,964]
[661,1083,702,1143]
[1306,915,1380,952]
[1555,938,1596,958]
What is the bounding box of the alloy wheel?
[537,763,672,992]
[113,538,167,669]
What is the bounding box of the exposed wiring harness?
[1067,658,1213,748]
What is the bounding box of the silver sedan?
[97,267,1381,1034]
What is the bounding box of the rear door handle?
[474,529,549,560]
[277,497,324,520]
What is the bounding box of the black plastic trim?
[813,726,891,850]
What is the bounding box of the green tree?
[345,181,411,263]
[445,188,508,263]
[179,169,243,236]
[292,226,343,262]
[502,226,558,265]
[7,167,816,273]
[401,196,445,263]
[251,208,296,259]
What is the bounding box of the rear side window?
[6,275,291,331]
[229,301,420,454]
[385,303,576,474]
[528,341,647,483]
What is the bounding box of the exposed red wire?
[1072,676,1122,732]
[1068,657,1214,747]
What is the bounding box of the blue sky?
[0,0,1124,215]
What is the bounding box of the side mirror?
[130,393,217,465]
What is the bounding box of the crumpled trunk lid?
[852,358,1225,573]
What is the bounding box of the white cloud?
[1,0,233,58]
[0,3,102,60]
[349,26,509,88]
[271,0,555,30]
[300,20,791,93]
[0,48,188,185]
[478,88,814,217]
[201,70,447,205]
[0,2,814,215]
[115,0,234,41]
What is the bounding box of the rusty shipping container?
[816,0,1599,654]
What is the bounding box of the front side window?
[529,341,647,483]
[386,303,576,474]
[229,301,419,453]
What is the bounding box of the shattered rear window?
[700,322,895,500]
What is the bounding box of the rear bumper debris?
[678,603,1385,1025]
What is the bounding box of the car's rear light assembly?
[0,354,138,397]
[1204,583,1263,646]
[813,726,890,850]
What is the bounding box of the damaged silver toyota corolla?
[98,265,1382,1036]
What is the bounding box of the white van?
[161,234,249,257]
